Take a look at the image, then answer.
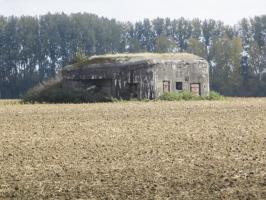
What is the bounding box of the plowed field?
[0,99,265,199]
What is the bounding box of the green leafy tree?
[187,38,206,58]
[155,35,176,53]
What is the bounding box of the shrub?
[22,78,113,103]
[158,91,225,101]
[22,77,62,103]
[73,49,90,64]
[158,91,200,101]
[204,91,225,100]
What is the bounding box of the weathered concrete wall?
[62,64,155,99]
[62,58,209,99]
[153,60,209,98]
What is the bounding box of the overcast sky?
[0,0,265,25]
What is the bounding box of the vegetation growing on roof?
[89,52,202,61]
[65,53,203,70]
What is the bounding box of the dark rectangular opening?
[130,70,134,83]
[176,82,183,90]
[126,83,139,98]
[82,79,112,94]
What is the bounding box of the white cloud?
[0,0,265,24]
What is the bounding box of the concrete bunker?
[62,53,210,99]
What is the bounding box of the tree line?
[0,13,266,98]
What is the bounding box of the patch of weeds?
[158,91,225,101]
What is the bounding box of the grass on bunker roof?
[65,52,203,69]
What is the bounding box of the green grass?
[158,91,225,101]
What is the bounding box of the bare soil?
[0,99,265,199]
